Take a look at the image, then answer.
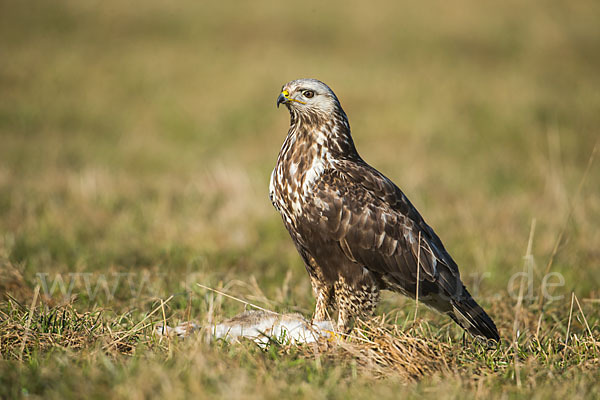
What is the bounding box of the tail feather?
[450,295,499,342]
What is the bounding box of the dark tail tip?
[450,296,500,342]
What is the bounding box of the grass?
[1,0,599,398]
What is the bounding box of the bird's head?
[276,79,342,118]
[275,79,357,157]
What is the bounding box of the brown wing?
[302,160,464,299]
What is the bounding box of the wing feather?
[304,161,462,298]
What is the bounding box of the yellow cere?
[281,89,306,105]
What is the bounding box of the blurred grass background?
[1,0,599,398]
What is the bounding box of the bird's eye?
[303,90,315,98]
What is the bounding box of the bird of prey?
[270,78,499,341]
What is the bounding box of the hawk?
[270,79,499,341]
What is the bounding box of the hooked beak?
[276,89,305,108]
[276,92,288,108]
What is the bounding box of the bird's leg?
[334,278,353,333]
[310,277,332,322]
[335,278,381,334]
[336,301,351,333]
[313,289,332,322]
[360,284,380,317]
